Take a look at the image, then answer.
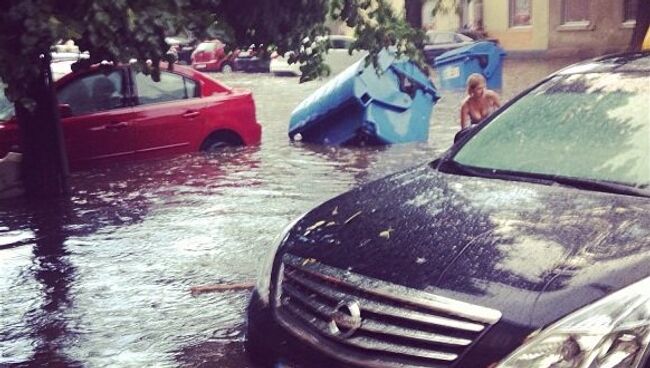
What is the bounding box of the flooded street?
[1,57,579,367]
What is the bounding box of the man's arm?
[460,101,470,129]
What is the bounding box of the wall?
[326,0,406,35]
[547,0,634,57]
[422,0,462,31]
[483,0,549,52]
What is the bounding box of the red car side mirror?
[58,104,72,118]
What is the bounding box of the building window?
[562,0,589,24]
[623,0,638,22]
[510,0,532,27]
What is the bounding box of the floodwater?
[0,57,579,367]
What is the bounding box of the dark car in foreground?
[0,63,261,170]
[246,52,650,368]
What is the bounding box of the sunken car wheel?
[200,132,243,152]
[221,63,234,73]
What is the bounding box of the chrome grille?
[273,254,502,368]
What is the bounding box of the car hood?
[281,164,650,329]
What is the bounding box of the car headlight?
[255,215,303,304]
[497,277,650,368]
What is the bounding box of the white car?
[50,51,90,80]
[270,35,367,77]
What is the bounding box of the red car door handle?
[182,111,200,119]
[89,122,130,131]
[106,121,130,130]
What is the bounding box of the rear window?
[195,42,218,52]
[330,39,351,49]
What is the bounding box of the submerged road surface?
[0,57,578,367]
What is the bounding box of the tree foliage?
[0,0,426,196]
[327,0,427,79]
[0,0,427,102]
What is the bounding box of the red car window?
[195,42,218,53]
[57,70,125,116]
[134,71,199,105]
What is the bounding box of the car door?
[56,68,135,167]
[129,69,206,159]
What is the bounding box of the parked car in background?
[165,36,197,65]
[270,35,367,77]
[50,51,90,80]
[246,52,650,368]
[423,31,477,65]
[268,49,301,76]
[191,39,238,73]
[0,63,261,170]
[234,44,271,73]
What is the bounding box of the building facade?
[546,0,637,57]
[425,0,639,57]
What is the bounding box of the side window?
[436,33,455,44]
[135,71,198,105]
[509,0,532,27]
[185,78,199,98]
[561,0,589,24]
[623,0,638,23]
[57,70,124,116]
[0,92,15,121]
[330,39,347,49]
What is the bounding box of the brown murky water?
[0,57,579,367]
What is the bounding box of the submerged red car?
[0,63,261,170]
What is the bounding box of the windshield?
[453,72,650,189]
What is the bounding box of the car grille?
[273,254,502,368]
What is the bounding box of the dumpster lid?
[434,41,505,66]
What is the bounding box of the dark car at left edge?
[245,52,650,368]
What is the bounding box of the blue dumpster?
[433,41,506,90]
[288,49,439,145]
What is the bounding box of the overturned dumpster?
[288,50,439,145]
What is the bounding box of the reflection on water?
[0,57,580,367]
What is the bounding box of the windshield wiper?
[435,159,557,185]
[549,176,649,198]
[435,159,650,198]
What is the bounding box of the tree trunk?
[629,0,650,51]
[405,0,424,29]
[15,54,70,197]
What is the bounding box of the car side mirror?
[59,104,72,118]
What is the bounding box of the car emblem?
[328,299,362,339]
